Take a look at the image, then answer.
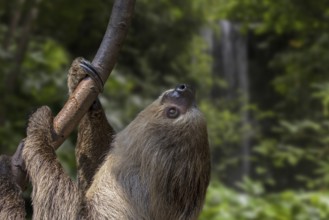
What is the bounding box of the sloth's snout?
[173,84,195,102]
[161,84,196,109]
[174,84,195,98]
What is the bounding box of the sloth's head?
[138,83,205,126]
[116,84,208,157]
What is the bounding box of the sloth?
[19,59,211,219]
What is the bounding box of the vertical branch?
[2,0,26,51]
[92,0,136,83]
[53,0,136,148]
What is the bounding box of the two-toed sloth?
[1,59,210,220]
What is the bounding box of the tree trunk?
[4,0,41,93]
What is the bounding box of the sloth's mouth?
[161,84,196,109]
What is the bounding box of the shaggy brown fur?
[0,155,25,219]
[22,60,211,219]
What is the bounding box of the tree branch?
[11,0,136,190]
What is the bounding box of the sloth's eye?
[166,107,180,119]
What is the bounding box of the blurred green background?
[1,0,329,219]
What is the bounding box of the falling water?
[204,20,251,184]
[221,20,250,179]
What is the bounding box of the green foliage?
[215,0,329,34]
[200,182,329,220]
[210,0,329,192]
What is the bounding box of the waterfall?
[204,20,251,185]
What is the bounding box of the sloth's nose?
[161,84,196,109]
[175,84,195,97]
[175,84,188,92]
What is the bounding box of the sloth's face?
[120,84,204,138]
[116,84,208,159]
[160,84,197,120]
